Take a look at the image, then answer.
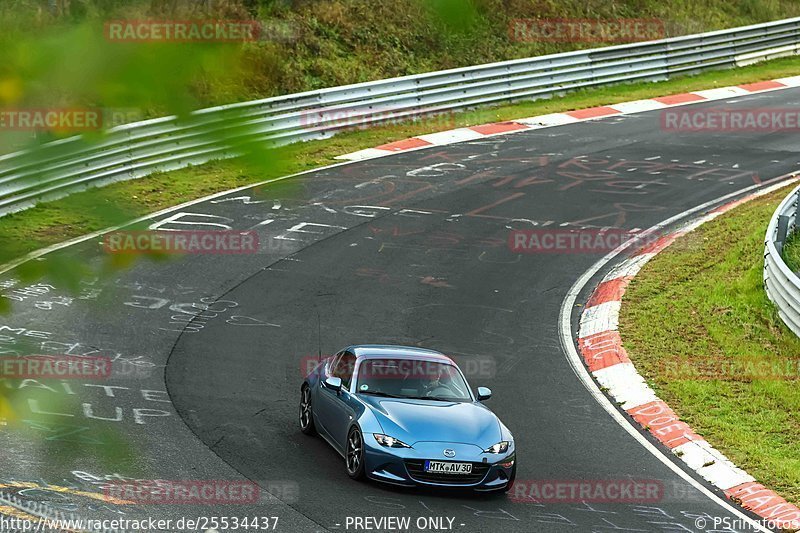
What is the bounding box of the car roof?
[347,344,454,363]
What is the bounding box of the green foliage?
[0,1,291,294]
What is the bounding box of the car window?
[356,358,472,402]
[333,351,356,389]
[328,351,344,375]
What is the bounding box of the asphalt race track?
[2,88,799,532]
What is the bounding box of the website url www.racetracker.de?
[0,515,281,531]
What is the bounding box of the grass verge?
[619,185,800,505]
[1,56,800,268]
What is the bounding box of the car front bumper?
[363,438,515,490]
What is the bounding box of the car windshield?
[356,358,472,402]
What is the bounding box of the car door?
[315,351,343,440]
[318,351,358,450]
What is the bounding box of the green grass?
[619,186,800,505]
[785,230,800,272]
[2,55,800,269]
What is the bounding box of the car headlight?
[373,434,411,448]
[484,441,510,454]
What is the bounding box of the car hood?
[361,396,501,447]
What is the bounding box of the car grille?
[404,460,490,485]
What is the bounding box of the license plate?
[424,461,472,474]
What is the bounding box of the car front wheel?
[299,385,316,435]
[346,427,365,480]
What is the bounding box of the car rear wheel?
[299,385,316,435]
[346,427,365,480]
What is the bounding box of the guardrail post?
[794,189,800,230]
[776,215,790,254]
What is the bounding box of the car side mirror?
[477,387,492,401]
[324,376,343,392]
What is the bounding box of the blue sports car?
[299,345,516,491]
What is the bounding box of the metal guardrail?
[764,185,800,337]
[1,17,800,216]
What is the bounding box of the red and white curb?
[578,179,800,530]
[336,76,800,162]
